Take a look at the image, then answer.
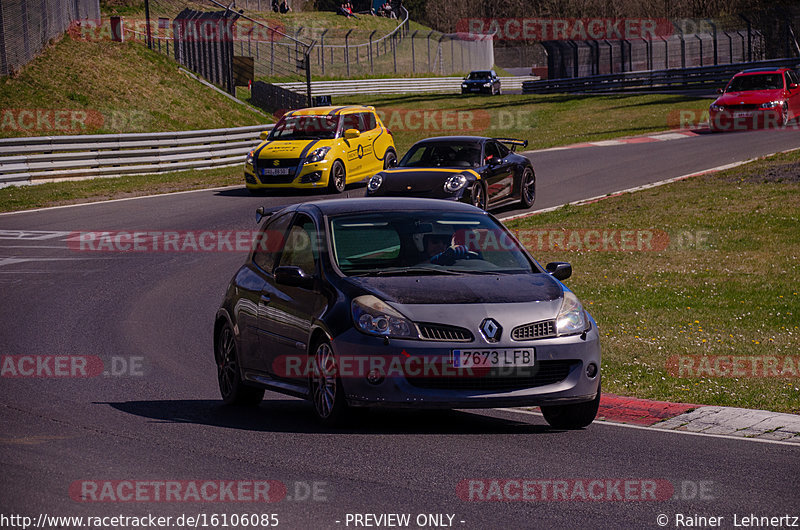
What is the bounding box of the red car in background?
[709,67,800,131]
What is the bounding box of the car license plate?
[452,349,534,368]
[261,167,294,176]
[733,111,751,118]
[470,88,480,91]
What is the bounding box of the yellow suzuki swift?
[245,105,396,194]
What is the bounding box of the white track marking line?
[0,184,241,217]
[495,408,800,447]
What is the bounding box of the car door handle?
[259,294,271,304]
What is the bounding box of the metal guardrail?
[278,76,539,96]
[522,58,800,94]
[0,124,273,186]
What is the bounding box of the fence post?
[305,47,313,107]
[144,0,153,49]
[695,34,703,67]
[707,19,718,65]
[345,29,353,77]
[438,35,446,75]
[392,32,397,73]
[427,31,434,72]
[411,30,418,73]
[739,15,752,62]
[724,31,732,63]
[369,30,376,74]
[450,37,454,74]
[320,29,327,75]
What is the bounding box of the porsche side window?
[484,142,501,163]
[495,141,510,158]
[253,212,292,274]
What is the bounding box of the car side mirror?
[546,262,572,281]
[256,206,266,223]
[275,266,315,289]
[716,87,723,94]
[344,128,360,140]
[790,83,799,90]
[260,131,269,141]
[486,156,500,166]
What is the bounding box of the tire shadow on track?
[98,399,558,435]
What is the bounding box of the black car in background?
[461,70,501,95]
[366,136,535,211]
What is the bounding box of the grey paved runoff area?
[655,407,800,442]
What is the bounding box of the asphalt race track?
[1,126,799,529]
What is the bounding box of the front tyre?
[541,382,601,429]
[519,167,536,208]
[383,150,397,169]
[215,323,264,406]
[328,160,346,193]
[470,182,487,211]
[309,340,349,425]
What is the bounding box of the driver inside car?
[422,233,477,266]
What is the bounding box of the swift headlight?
[556,290,588,336]
[367,174,384,192]
[306,146,331,164]
[444,174,468,193]
[245,150,255,166]
[352,295,418,339]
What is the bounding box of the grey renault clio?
[214,198,601,427]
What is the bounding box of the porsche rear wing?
[494,138,528,152]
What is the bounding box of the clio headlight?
[760,101,782,109]
[306,146,331,164]
[367,174,384,192]
[352,295,418,339]
[556,290,589,336]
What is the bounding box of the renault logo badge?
[480,318,501,342]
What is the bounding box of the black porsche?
[366,136,536,211]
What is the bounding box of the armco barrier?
[0,124,273,187]
[522,58,800,94]
[277,76,539,96]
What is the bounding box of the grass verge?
[338,92,709,154]
[505,149,800,413]
[0,35,267,138]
